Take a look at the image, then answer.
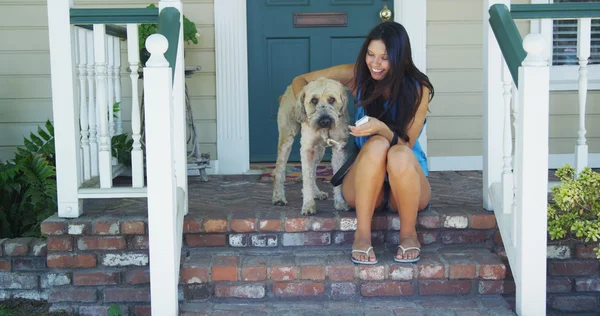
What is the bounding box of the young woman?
[291,21,434,264]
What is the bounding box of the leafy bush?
[548,164,600,259]
[0,121,56,238]
[138,3,199,50]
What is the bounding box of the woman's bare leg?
[342,136,389,263]
[387,144,431,261]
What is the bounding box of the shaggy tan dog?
[272,77,351,215]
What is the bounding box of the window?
[531,0,600,90]
[552,0,600,66]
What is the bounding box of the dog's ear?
[295,90,307,121]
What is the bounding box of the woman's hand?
[348,116,386,137]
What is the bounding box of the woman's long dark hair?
[354,21,434,143]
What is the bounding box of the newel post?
[515,33,549,316]
[143,34,179,316]
[47,0,83,218]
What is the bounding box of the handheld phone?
[355,116,369,127]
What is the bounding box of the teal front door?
[247,0,393,162]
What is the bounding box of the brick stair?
[181,207,500,249]
[177,206,513,303]
[179,246,511,301]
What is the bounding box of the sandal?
[394,245,421,263]
[351,246,378,265]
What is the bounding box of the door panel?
[248,0,392,162]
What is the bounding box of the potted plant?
[138,3,199,65]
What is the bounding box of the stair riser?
[181,280,515,301]
[183,229,499,249]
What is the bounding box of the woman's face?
[365,39,389,81]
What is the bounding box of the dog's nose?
[318,116,333,128]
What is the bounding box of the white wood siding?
[0,0,217,161]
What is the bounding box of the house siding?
[426,0,600,158]
[0,0,217,161]
[0,0,597,165]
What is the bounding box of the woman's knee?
[386,145,417,176]
[361,135,390,161]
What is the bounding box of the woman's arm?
[291,63,356,98]
[348,86,430,149]
[404,86,431,148]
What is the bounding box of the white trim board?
[429,154,600,171]
[214,0,426,175]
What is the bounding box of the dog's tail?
[278,95,282,103]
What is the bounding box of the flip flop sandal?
[394,245,421,263]
[351,246,378,265]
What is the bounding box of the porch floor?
[85,170,487,216]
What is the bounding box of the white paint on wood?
[501,62,513,215]
[114,36,123,135]
[86,30,99,178]
[46,0,82,218]
[143,32,180,316]
[515,33,549,316]
[77,28,91,182]
[127,24,145,188]
[93,24,113,188]
[482,0,509,211]
[576,18,591,174]
[107,35,115,137]
[160,0,188,215]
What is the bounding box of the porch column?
[214,0,250,174]
[47,0,83,217]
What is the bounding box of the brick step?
[179,296,516,315]
[179,246,514,301]
[182,207,500,249]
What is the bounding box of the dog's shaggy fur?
[272,77,351,215]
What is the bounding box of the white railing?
[144,32,186,316]
[47,1,187,314]
[483,1,598,315]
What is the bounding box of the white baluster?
[501,61,513,215]
[107,36,115,137]
[94,24,113,188]
[483,0,510,211]
[515,33,549,316]
[575,18,591,174]
[511,82,519,248]
[127,24,144,188]
[73,28,83,185]
[77,28,91,181]
[114,36,123,135]
[86,31,98,178]
[144,33,179,316]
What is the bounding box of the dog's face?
[297,77,348,130]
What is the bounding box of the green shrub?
[548,164,600,259]
[0,121,56,238]
[138,3,199,50]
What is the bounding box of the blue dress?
[353,92,429,177]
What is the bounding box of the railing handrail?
[70,8,159,24]
[489,4,526,85]
[157,7,181,82]
[511,3,600,20]
[74,24,127,39]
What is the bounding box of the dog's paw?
[315,191,328,200]
[301,201,317,216]
[272,197,288,206]
[334,199,351,212]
